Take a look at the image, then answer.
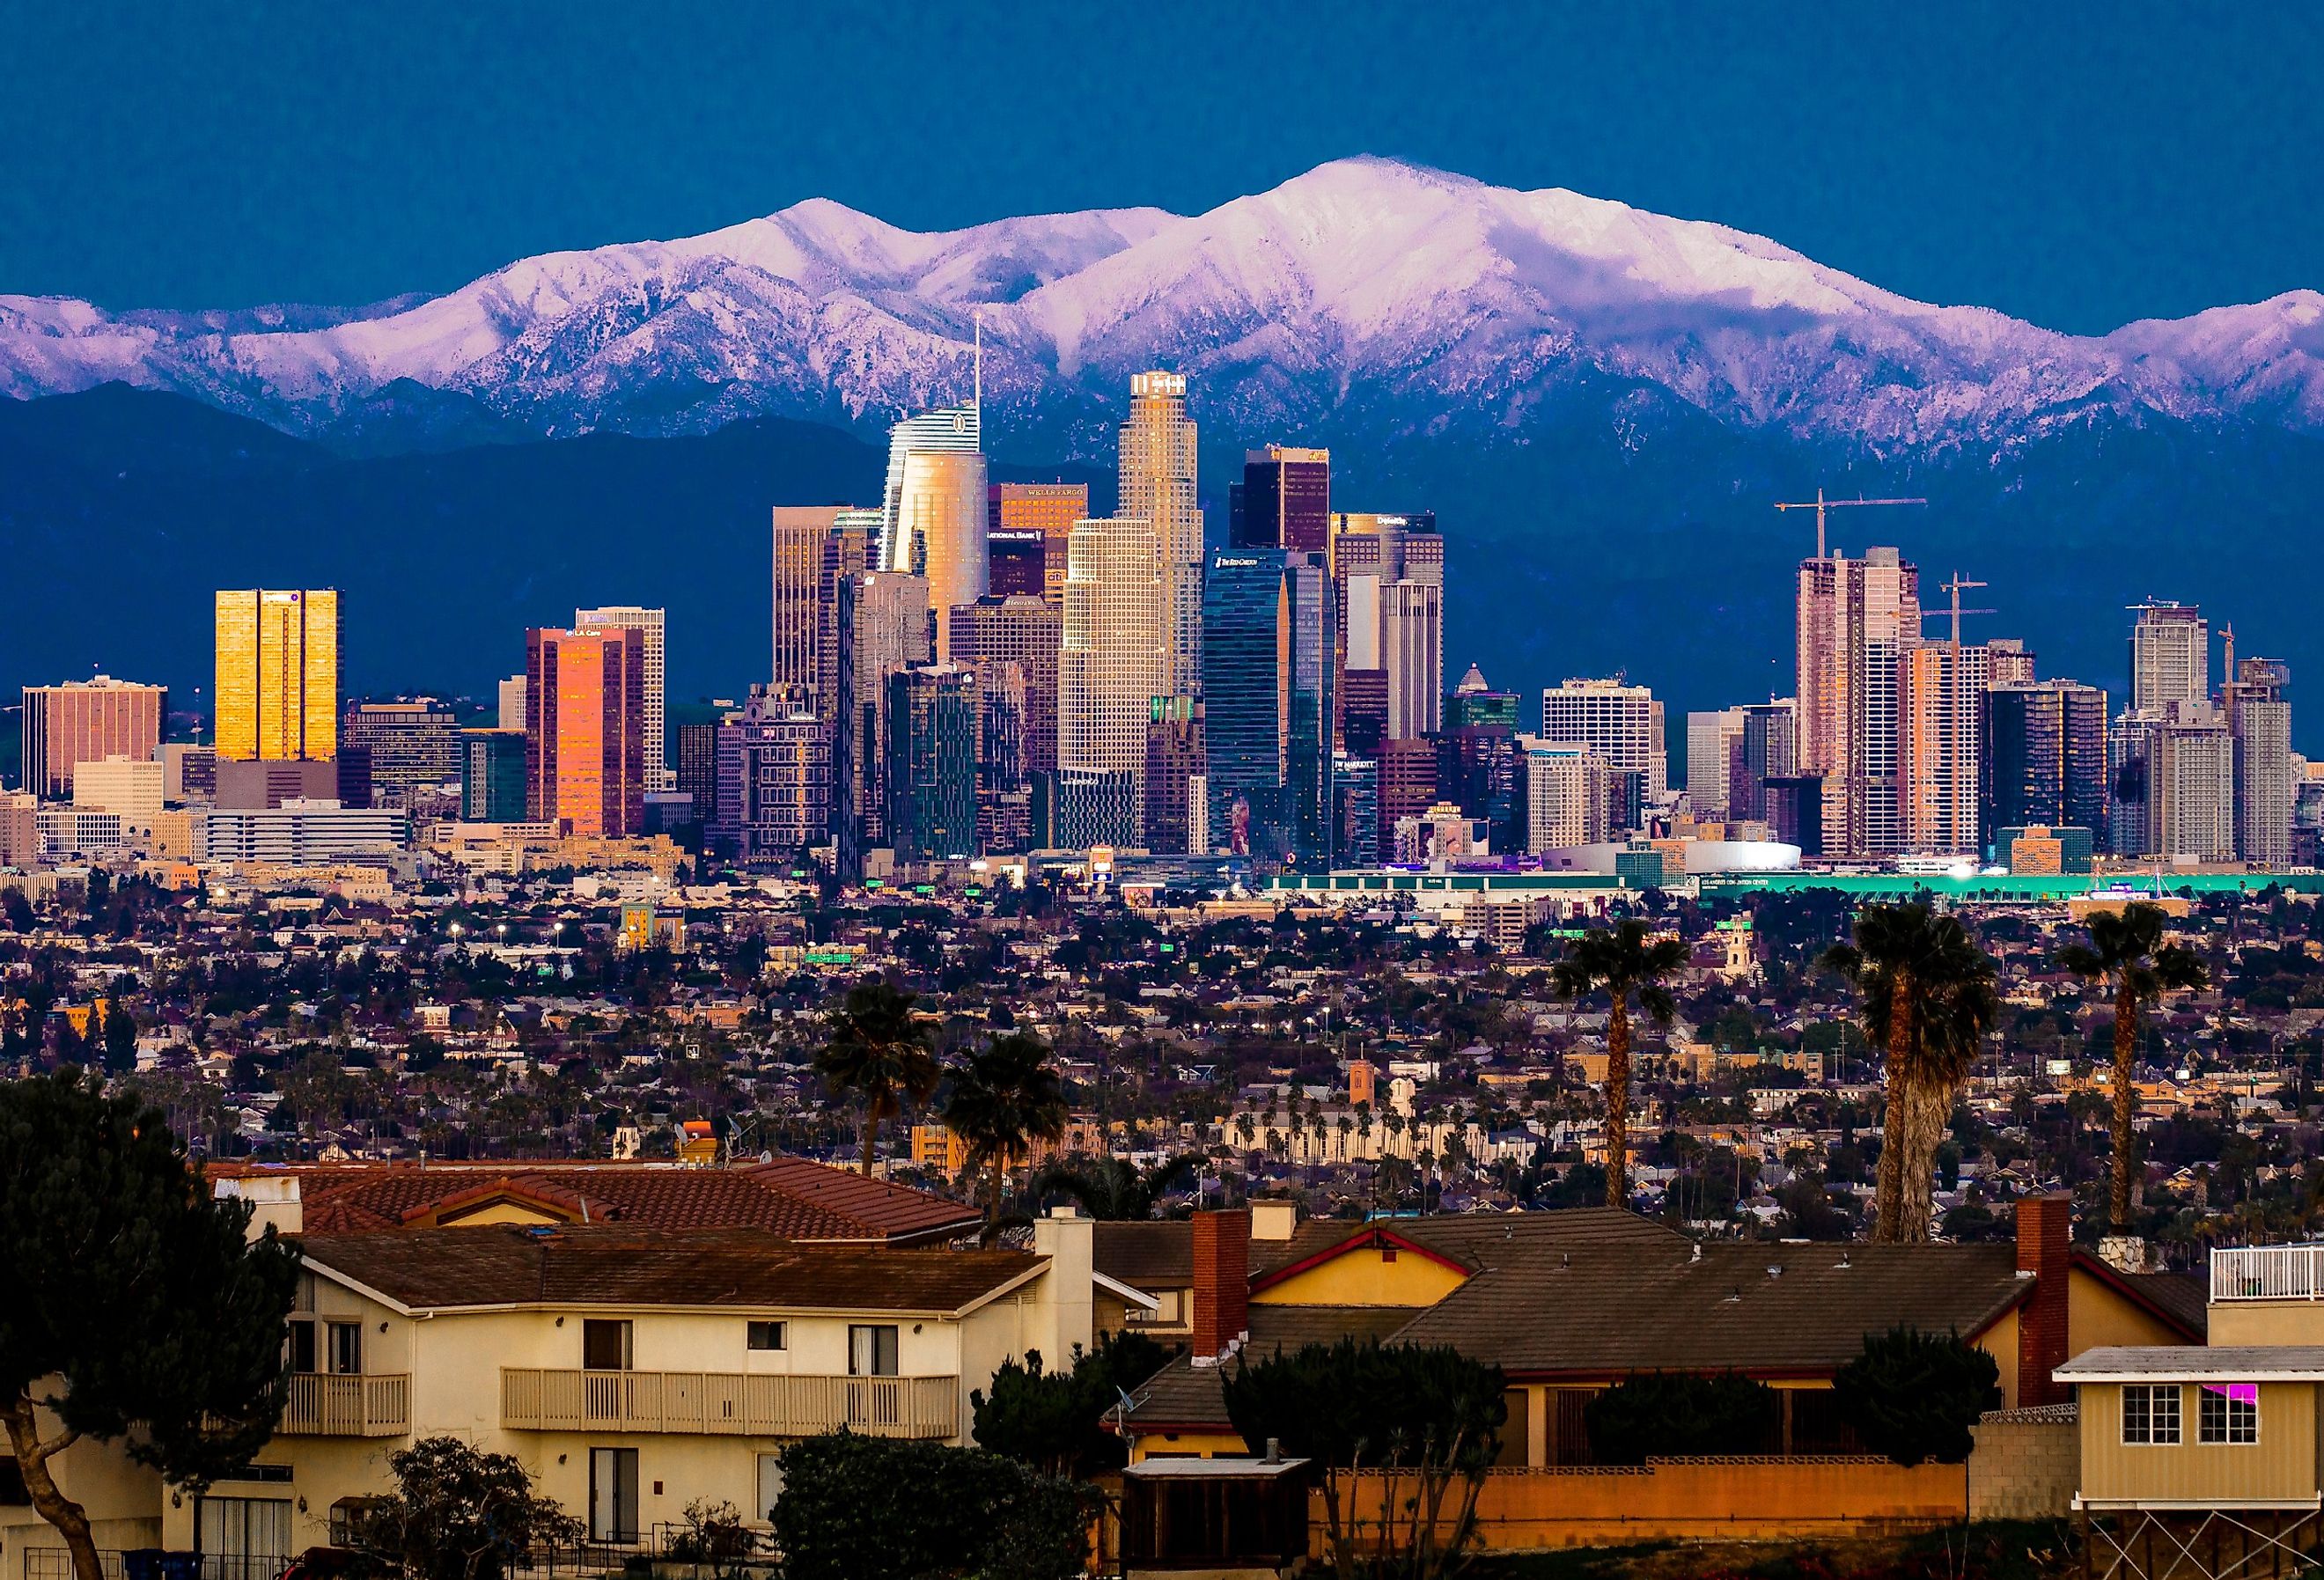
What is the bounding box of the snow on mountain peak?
[0,158,2317,450]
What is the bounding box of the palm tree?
[1822,904,1998,1243]
[1029,1152,1205,1220]
[2056,901,2209,1229]
[815,981,940,1175]
[943,1033,1070,1240]
[1551,920,1688,1208]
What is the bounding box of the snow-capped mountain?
[6,157,2320,456]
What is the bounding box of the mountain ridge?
[5,156,2321,457]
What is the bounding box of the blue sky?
[4,0,2317,333]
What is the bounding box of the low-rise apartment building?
[4,1215,1096,1580]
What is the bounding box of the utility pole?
[1772,489,1928,559]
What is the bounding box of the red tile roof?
[217,1157,981,1244]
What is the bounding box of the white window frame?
[2197,1382,2260,1445]
[746,1319,787,1352]
[2122,1383,2182,1445]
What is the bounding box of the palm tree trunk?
[988,1151,1006,1244]
[860,1109,878,1176]
[2111,981,2140,1229]
[1894,1072,1953,1244]
[1873,971,1914,1244]
[1603,998,1631,1209]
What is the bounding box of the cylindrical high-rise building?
[880,402,987,663]
[1118,372,1203,700]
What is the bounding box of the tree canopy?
[0,1069,303,1580]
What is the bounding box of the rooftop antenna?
[972,312,982,413]
[1772,489,1927,560]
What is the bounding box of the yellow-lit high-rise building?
[215,590,339,761]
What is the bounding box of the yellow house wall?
[2077,1382,2318,1504]
[1974,1310,2023,1411]
[2208,1304,2324,1348]
[435,1202,565,1226]
[2068,1269,2193,1359]
[1251,1249,1468,1307]
[1126,1431,1250,1462]
[1,1385,165,1567]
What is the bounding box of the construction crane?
[1918,574,1995,646]
[1773,489,1927,559]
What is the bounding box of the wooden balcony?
[282,1373,412,1436]
[499,1369,959,1440]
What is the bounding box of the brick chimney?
[1191,1207,1251,1367]
[2014,1194,2073,1407]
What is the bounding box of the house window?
[746,1320,787,1352]
[2198,1383,2259,1444]
[327,1321,363,1376]
[2122,1384,2181,1444]
[848,1325,899,1378]
[583,1319,633,1371]
[284,1319,317,1375]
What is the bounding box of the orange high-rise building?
[215,590,339,761]
[526,627,646,837]
[987,482,1088,609]
[21,676,166,799]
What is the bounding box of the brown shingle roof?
[302,1225,1042,1314]
[1094,1221,1195,1288]
[271,1157,980,1243]
[1126,1305,1421,1430]
[1393,1241,2031,1378]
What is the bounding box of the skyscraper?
[342,700,461,799]
[886,665,981,861]
[1518,738,1616,851]
[1331,513,1445,747]
[2130,602,2210,712]
[1729,701,1799,824]
[815,509,882,735]
[1119,372,1203,698]
[215,589,339,762]
[497,674,527,733]
[770,507,840,702]
[1142,696,1204,854]
[974,662,1033,855]
[986,482,1087,608]
[1796,548,1919,856]
[1685,709,1745,819]
[2231,657,2293,866]
[1898,640,2001,856]
[834,571,932,874]
[573,606,671,793]
[1539,679,1666,805]
[526,626,646,837]
[1235,446,1331,553]
[950,594,1062,776]
[881,402,987,661]
[460,730,527,822]
[1283,553,1337,861]
[1980,680,2109,856]
[985,525,1048,599]
[21,677,166,800]
[2143,702,2236,861]
[1056,517,1165,847]
[1202,547,1291,855]
[712,687,830,869]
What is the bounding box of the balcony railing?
[2210,1244,2324,1302]
[282,1373,412,1436]
[499,1369,959,1440]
